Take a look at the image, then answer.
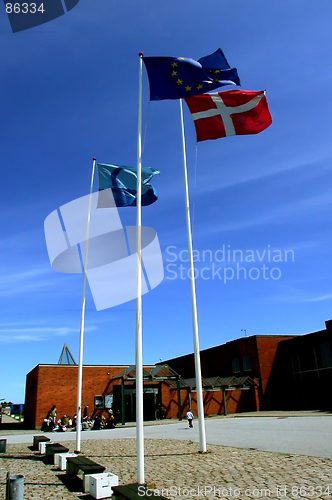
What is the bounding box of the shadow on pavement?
[0,421,27,432]
[56,472,85,494]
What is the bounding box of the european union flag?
[96,164,160,207]
[143,49,240,101]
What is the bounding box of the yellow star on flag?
[171,71,177,77]
[185,86,192,91]
[171,62,178,68]
[196,84,203,90]
[176,79,183,85]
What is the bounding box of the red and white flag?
[185,89,272,142]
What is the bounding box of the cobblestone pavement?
[0,438,331,500]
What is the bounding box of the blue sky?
[1,0,332,403]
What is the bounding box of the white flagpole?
[75,156,96,453]
[179,99,207,453]
[136,52,144,484]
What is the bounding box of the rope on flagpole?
[75,156,96,453]
[191,144,199,240]
[142,101,150,155]
[179,99,207,453]
[136,52,145,485]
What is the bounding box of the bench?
[66,456,105,493]
[33,435,50,450]
[45,443,69,463]
[57,452,78,470]
[89,472,119,499]
[39,440,54,454]
[112,483,168,500]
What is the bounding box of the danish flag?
[185,89,272,142]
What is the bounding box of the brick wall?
[163,335,294,411]
[264,328,332,410]
[24,328,332,424]
[163,386,259,419]
[162,337,260,380]
[24,336,290,428]
[255,336,294,395]
[24,365,39,428]
[24,365,127,429]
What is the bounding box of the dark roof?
[112,364,181,381]
[168,375,257,390]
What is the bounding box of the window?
[105,395,113,409]
[94,396,104,409]
[320,343,332,368]
[232,358,241,374]
[243,355,252,372]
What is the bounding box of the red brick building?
[263,320,332,410]
[161,334,293,411]
[24,321,332,429]
[24,360,260,429]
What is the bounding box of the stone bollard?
[8,475,24,500]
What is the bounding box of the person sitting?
[49,405,57,423]
[71,414,77,430]
[41,418,50,432]
[92,413,102,430]
[52,419,61,432]
[48,417,55,431]
[105,415,115,429]
[42,416,54,431]
[62,415,69,428]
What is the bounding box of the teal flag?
[97,164,160,207]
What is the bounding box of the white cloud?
[0,334,43,343]
[269,287,332,304]
[309,294,332,303]
[0,266,75,297]
[0,325,97,344]
[198,189,332,234]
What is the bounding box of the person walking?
[186,409,194,428]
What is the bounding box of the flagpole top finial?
[93,157,96,161]
[139,52,143,57]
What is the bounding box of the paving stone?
[0,438,331,499]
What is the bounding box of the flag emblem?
[185,90,272,142]
[143,49,240,101]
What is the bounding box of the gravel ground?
[0,438,331,500]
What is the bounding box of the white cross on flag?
[185,89,272,142]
